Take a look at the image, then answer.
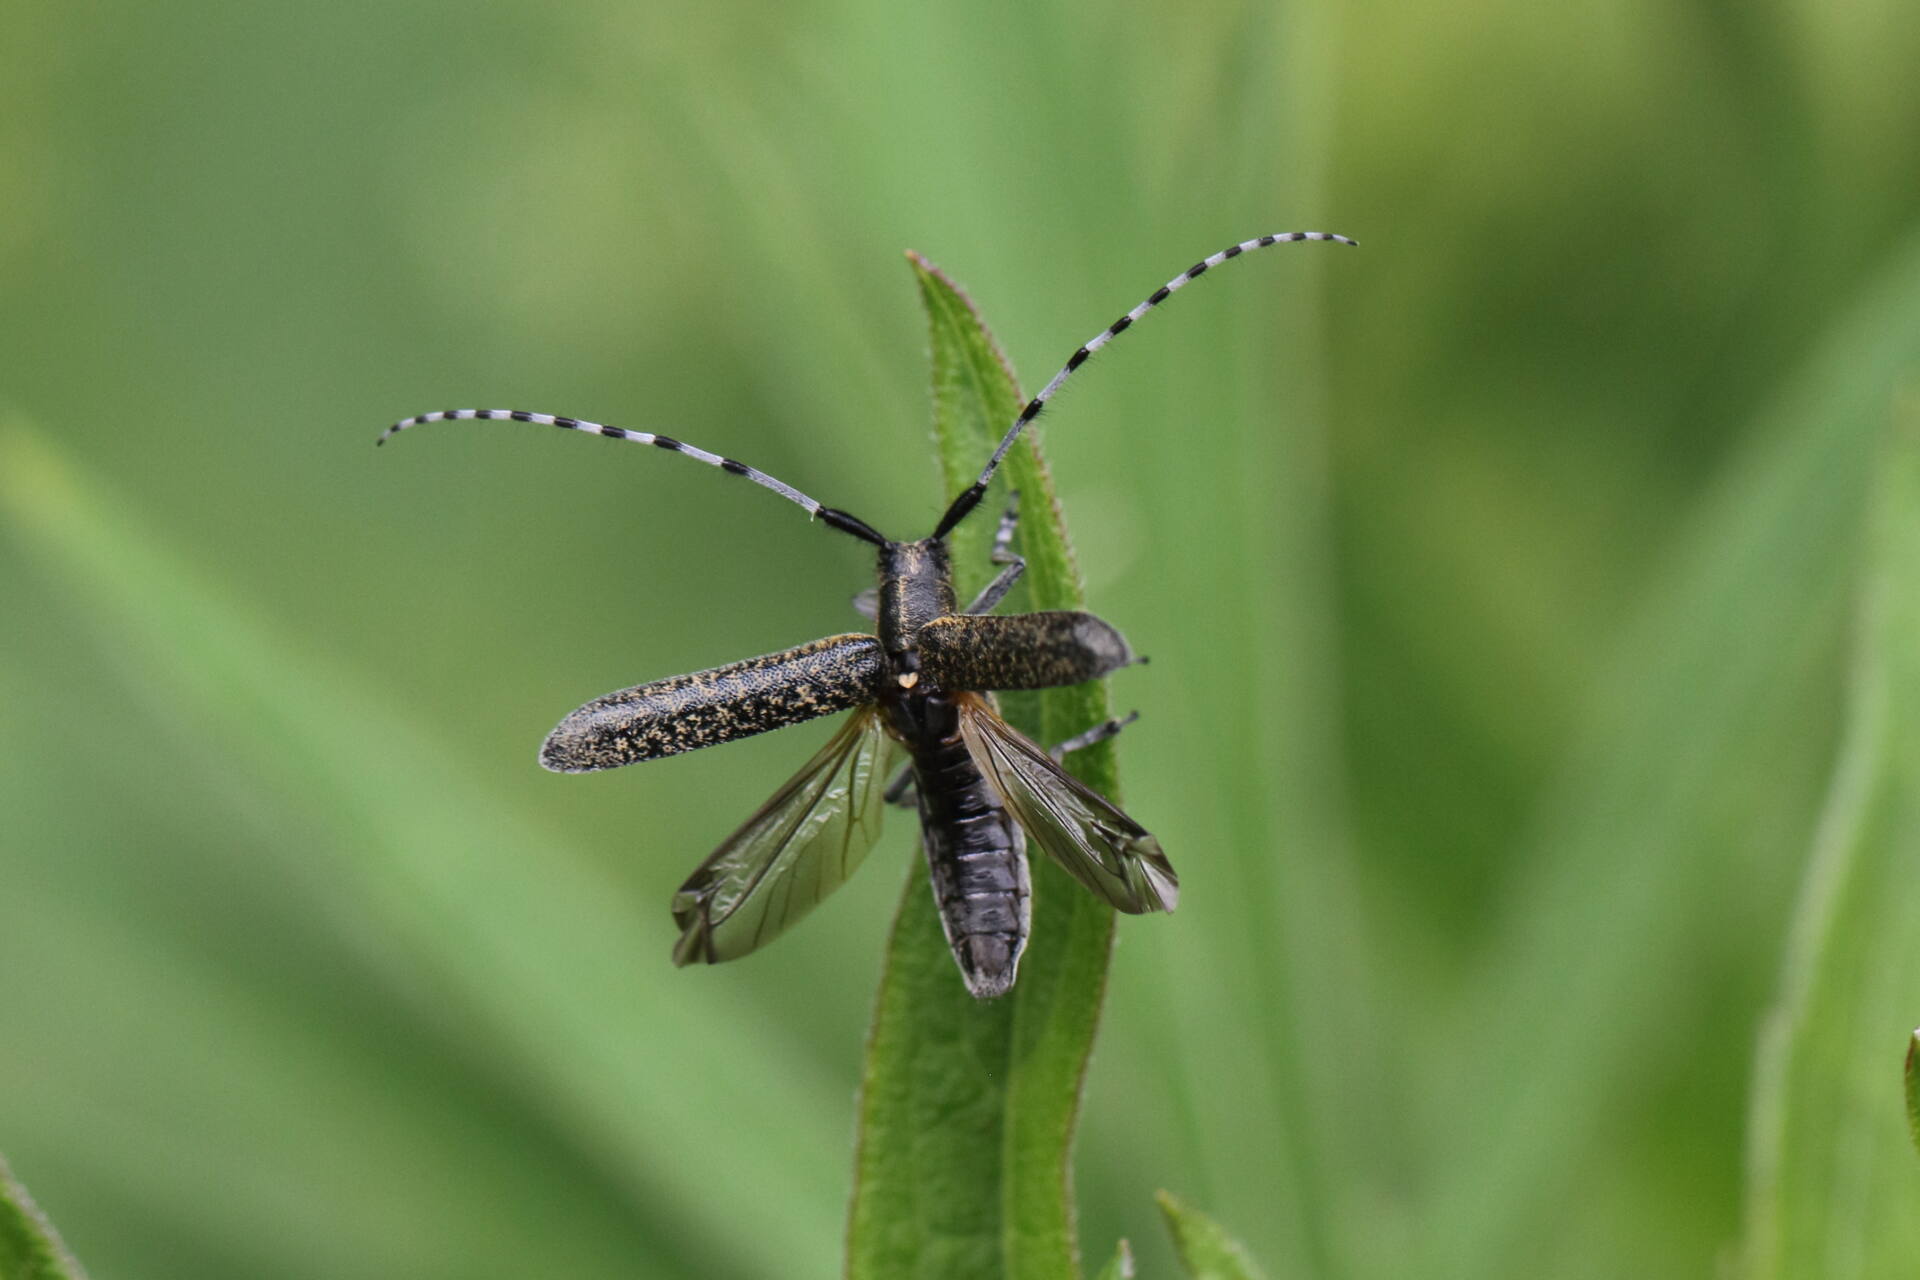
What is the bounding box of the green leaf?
[845,255,1123,1279]
[1907,1030,1920,1161]
[1093,1239,1135,1280]
[1742,397,1920,1277]
[1155,1191,1271,1280]
[0,1154,89,1280]
[1412,227,1920,1272]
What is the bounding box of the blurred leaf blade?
[1741,397,1920,1277]
[0,1154,89,1280]
[846,256,1120,1280]
[1908,1031,1920,1160]
[1155,1191,1270,1280]
[0,420,848,1277]
[1417,227,1920,1273]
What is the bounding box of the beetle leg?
[964,491,1027,614]
[883,762,918,807]
[965,559,1026,614]
[989,490,1021,563]
[1049,711,1140,762]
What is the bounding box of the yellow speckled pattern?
[539,634,885,771]
[915,611,1133,692]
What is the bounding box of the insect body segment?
[876,538,958,659]
[892,692,1033,999]
[384,230,1353,997]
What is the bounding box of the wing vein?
[671,708,902,964]
[954,696,1177,914]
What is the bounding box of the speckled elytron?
[380,231,1356,998]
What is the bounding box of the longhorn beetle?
[380,231,1355,998]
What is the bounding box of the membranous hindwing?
[671,708,900,964]
[953,694,1177,914]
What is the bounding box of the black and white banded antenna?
[933,230,1357,538]
[377,408,888,545]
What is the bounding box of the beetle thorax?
[876,538,957,663]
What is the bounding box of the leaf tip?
[1155,1189,1272,1280]
[906,249,955,291]
[0,1152,91,1280]
[1095,1237,1137,1280]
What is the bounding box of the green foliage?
[846,256,1121,1280]
[1092,1240,1135,1280]
[1155,1192,1269,1280]
[5,3,1920,1277]
[0,1155,88,1280]
[1741,403,1920,1276]
[1412,226,1920,1280]
[1907,1031,1920,1161]
[0,421,847,1276]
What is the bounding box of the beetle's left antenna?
[378,409,887,545]
[933,230,1357,538]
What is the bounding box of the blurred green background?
[6,0,1920,1276]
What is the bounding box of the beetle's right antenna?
[933,230,1356,538]
[378,408,888,545]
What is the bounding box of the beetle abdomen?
[911,723,1031,1000]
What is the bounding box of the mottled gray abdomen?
[541,634,885,771]
[912,724,1031,999]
